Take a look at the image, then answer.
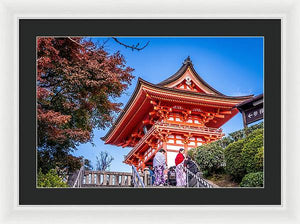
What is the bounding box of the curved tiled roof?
[101,57,254,142]
[157,56,224,96]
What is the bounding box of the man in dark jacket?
[185,156,199,187]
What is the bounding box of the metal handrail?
[186,165,214,188]
[72,166,84,188]
[132,165,145,188]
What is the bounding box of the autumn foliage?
[37,37,134,173]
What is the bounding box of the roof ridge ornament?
[183,56,192,65]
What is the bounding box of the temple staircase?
[70,165,216,188]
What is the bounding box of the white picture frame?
[0,0,298,223]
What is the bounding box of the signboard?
[244,104,264,125]
[236,94,264,128]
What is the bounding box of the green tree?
[224,139,246,181]
[254,146,264,171]
[240,172,263,187]
[194,141,225,176]
[38,149,82,175]
[37,169,68,188]
[242,130,264,173]
[216,122,264,149]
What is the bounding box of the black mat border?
[19,19,281,205]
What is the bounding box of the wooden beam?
[215,114,225,118]
[150,100,157,105]
[220,110,232,115]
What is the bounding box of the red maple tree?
[37,37,134,172]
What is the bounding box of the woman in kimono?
[175,148,186,187]
[153,148,167,186]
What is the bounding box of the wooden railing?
[81,169,151,187]
[158,122,223,136]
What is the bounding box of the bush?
[187,147,197,161]
[224,139,246,181]
[37,169,68,188]
[194,141,225,176]
[244,128,263,144]
[242,130,264,173]
[254,146,264,171]
[213,122,264,150]
[202,170,210,178]
[240,172,263,187]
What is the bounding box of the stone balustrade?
[82,170,151,187]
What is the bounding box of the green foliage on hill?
[224,126,264,182]
[37,169,68,188]
[191,122,264,186]
[240,172,264,187]
[254,146,264,171]
[224,139,246,181]
[193,142,225,177]
[215,122,264,149]
[242,131,264,173]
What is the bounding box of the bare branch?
[96,151,114,171]
[112,37,149,51]
[67,37,85,48]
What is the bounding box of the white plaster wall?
[167,151,177,167]
[167,144,183,150]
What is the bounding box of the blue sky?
[72,37,264,172]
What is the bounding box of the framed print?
[2,0,300,223]
[19,19,280,205]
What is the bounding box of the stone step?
[81,184,133,188]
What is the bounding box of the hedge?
[194,141,225,176]
[242,131,264,173]
[224,139,246,181]
[240,172,264,187]
[254,146,264,171]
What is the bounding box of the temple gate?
[102,57,253,170]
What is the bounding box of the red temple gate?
[102,57,253,170]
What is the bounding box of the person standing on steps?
[185,156,199,187]
[153,148,167,186]
[175,148,186,187]
[148,166,155,186]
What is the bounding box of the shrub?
[215,137,234,149]
[240,172,264,187]
[188,147,197,161]
[37,169,68,188]
[254,146,264,171]
[245,122,264,136]
[224,139,246,181]
[244,128,263,144]
[202,170,209,178]
[214,122,263,150]
[194,141,225,176]
[242,130,264,173]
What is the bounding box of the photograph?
[37,36,264,189]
